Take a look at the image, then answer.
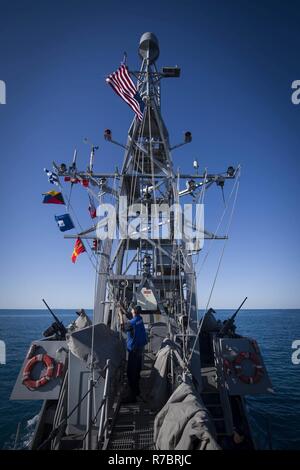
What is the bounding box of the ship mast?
[103,32,202,384]
[58,32,236,390]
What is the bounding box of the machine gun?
[42,298,67,339]
[219,297,248,337]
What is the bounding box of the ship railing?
[51,370,69,449]
[37,362,109,450]
[83,358,114,450]
[212,334,235,435]
[97,358,111,446]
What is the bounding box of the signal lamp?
[104,129,112,141]
[184,131,192,143]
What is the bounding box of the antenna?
[84,138,99,173]
[193,159,199,174]
[69,148,77,173]
[72,149,77,166]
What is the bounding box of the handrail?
[51,370,69,449]
[98,359,111,444]
[82,359,110,450]
[82,359,111,449]
[37,363,109,450]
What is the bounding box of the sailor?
[67,308,92,333]
[118,303,148,403]
[201,308,222,332]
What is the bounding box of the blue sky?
[0,0,299,309]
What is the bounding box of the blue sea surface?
[0,309,79,449]
[215,309,300,450]
[0,309,299,449]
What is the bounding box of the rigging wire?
[196,166,241,277]
[204,177,240,311]
[186,169,241,367]
[91,243,100,383]
[148,103,168,317]
[124,112,145,277]
[57,179,98,271]
[67,182,74,212]
[186,169,208,336]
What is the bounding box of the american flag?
[106,64,144,121]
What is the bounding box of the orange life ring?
[233,351,264,385]
[22,354,55,390]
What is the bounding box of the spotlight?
[184,131,192,143]
[104,129,112,141]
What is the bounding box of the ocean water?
[0,309,299,450]
[0,309,78,449]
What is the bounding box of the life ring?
[22,354,55,390]
[233,351,264,385]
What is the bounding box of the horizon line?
[0,307,300,311]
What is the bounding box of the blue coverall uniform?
[124,314,148,398]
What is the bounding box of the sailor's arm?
[118,301,129,315]
[117,302,129,329]
[117,302,134,332]
[118,310,125,328]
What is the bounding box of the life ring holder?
[22,353,55,391]
[233,351,264,385]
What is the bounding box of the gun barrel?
[231,296,248,320]
[42,298,65,332]
[220,296,248,335]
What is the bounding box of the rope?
[57,179,98,271]
[81,396,106,443]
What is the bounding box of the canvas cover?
[154,378,220,450]
[66,323,125,374]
